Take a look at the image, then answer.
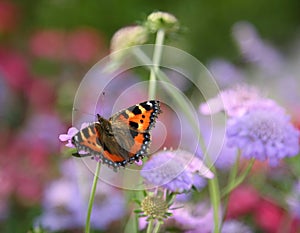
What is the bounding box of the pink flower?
[59,127,79,148]
[226,185,260,218]
[29,29,66,60]
[254,199,285,233]
[200,85,279,117]
[66,28,106,64]
[0,48,31,91]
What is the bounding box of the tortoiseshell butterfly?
[71,100,161,170]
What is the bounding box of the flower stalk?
[148,29,165,99]
[85,161,101,233]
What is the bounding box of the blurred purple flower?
[208,59,245,88]
[36,177,84,231]
[141,150,213,192]
[200,85,271,117]
[36,160,126,231]
[232,21,284,75]
[222,220,253,233]
[287,181,300,218]
[171,203,217,233]
[227,105,300,166]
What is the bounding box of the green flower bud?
[146,11,179,33]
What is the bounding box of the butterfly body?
[71,100,161,169]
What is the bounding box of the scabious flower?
[200,85,272,117]
[141,149,213,192]
[226,104,300,166]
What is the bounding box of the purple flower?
[200,85,271,117]
[208,59,245,88]
[232,21,284,75]
[141,150,213,192]
[59,127,79,148]
[227,105,300,166]
[221,220,253,233]
[171,203,217,233]
[36,160,126,231]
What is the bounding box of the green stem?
[152,221,162,233]
[85,162,101,233]
[208,166,221,233]
[221,150,241,225]
[146,220,154,233]
[221,158,255,197]
[148,29,165,99]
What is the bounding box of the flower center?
[249,112,283,142]
[141,196,168,220]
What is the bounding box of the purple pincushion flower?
[141,150,213,192]
[227,105,300,166]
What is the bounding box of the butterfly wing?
[109,100,161,162]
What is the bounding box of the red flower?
[226,185,260,218]
[254,199,284,233]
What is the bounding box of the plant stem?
[208,166,221,233]
[152,221,162,233]
[221,158,255,197]
[148,29,165,99]
[221,150,241,225]
[146,220,154,233]
[85,161,101,233]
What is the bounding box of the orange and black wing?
[109,100,161,163]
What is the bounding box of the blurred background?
[1,0,300,232]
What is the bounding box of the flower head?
[110,26,148,53]
[227,105,300,166]
[141,149,213,192]
[140,196,170,221]
[200,85,270,117]
[145,11,179,33]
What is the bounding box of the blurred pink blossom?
[0,48,31,91]
[29,29,67,60]
[66,28,106,64]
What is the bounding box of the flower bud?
[146,11,179,33]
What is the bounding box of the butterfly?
[71,100,161,170]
